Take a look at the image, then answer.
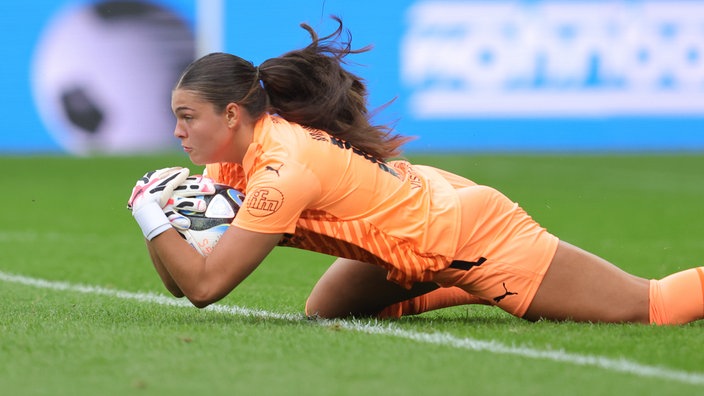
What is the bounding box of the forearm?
[128,167,233,306]
[147,229,215,307]
[146,239,184,297]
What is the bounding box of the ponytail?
[259,17,409,159]
[176,17,409,160]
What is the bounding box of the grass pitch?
[1,153,703,395]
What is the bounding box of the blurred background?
[2,0,704,155]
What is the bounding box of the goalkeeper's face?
[171,89,238,165]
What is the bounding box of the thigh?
[524,241,650,323]
[306,258,438,318]
[436,185,560,317]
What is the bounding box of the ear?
[225,102,240,128]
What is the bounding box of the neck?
[228,114,261,164]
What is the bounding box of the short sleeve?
[233,159,320,234]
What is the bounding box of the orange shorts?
[431,185,559,317]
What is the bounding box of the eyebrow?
[173,106,195,114]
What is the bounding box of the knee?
[304,295,321,318]
[304,293,346,319]
[305,290,384,319]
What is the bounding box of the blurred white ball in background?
[32,0,195,155]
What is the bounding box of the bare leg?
[524,240,650,323]
[306,258,438,318]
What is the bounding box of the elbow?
[189,299,212,309]
[185,288,222,309]
[188,298,214,309]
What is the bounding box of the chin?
[188,155,206,166]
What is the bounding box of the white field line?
[2,270,703,386]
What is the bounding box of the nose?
[173,123,185,139]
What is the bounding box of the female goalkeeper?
[127,18,703,325]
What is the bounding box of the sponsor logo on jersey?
[246,187,284,217]
[264,163,284,177]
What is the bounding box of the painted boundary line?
[2,270,703,386]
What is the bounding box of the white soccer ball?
[31,0,195,155]
[176,185,245,256]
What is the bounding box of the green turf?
[1,153,703,395]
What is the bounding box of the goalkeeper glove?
[127,167,190,240]
[162,174,216,231]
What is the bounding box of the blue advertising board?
[2,0,703,154]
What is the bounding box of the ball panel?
[175,184,244,256]
[180,224,230,256]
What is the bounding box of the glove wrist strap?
[133,201,171,240]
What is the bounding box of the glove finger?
[173,175,216,197]
[137,170,157,185]
[157,168,191,207]
[153,166,183,178]
[126,184,140,209]
[128,167,187,210]
[127,174,157,209]
[173,197,208,213]
[164,208,191,230]
[128,169,162,209]
[148,167,188,192]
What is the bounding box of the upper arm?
[235,160,321,234]
[201,225,283,302]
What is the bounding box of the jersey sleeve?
[233,159,321,234]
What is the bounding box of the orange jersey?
[205,115,475,288]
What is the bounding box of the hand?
[127,167,190,240]
[127,167,190,211]
[173,174,216,198]
[163,196,207,231]
[163,174,216,230]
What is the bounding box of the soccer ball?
[175,185,245,256]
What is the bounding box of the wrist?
[132,201,171,240]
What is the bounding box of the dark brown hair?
[175,17,409,159]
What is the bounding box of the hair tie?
[239,65,264,104]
